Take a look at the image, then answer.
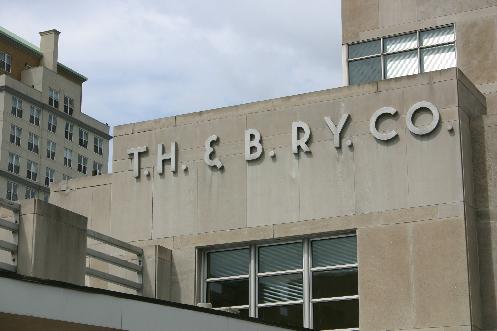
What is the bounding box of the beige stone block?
[152,159,198,238]
[412,219,471,328]
[358,223,414,330]
[406,119,464,207]
[379,0,417,27]
[457,17,497,85]
[110,171,153,242]
[354,129,408,213]
[246,107,296,138]
[197,156,247,233]
[299,140,355,221]
[477,221,497,329]
[342,0,379,43]
[173,225,273,249]
[246,145,299,227]
[47,186,92,218]
[89,185,112,235]
[170,247,196,304]
[416,0,497,21]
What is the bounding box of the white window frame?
[65,121,74,141]
[28,132,39,154]
[48,113,57,133]
[92,161,102,176]
[200,234,358,330]
[47,140,56,160]
[78,154,88,174]
[8,152,20,175]
[79,128,89,148]
[10,124,21,146]
[0,52,12,73]
[11,96,22,118]
[6,181,18,201]
[94,136,103,155]
[29,105,41,126]
[63,95,74,115]
[26,160,38,182]
[45,167,55,187]
[48,88,59,108]
[64,148,73,168]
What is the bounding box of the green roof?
[0,26,88,82]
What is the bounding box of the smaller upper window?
[8,152,20,175]
[45,167,55,187]
[0,52,11,73]
[48,88,59,108]
[65,122,74,141]
[30,105,41,126]
[64,96,74,116]
[28,132,39,154]
[11,96,22,118]
[9,124,21,146]
[48,113,57,133]
[6,181,17,201]
[77,154,88,174]
[46,140,56,160]
[64,148,73,168]
[94,136,103,155]
[79,128,88,148]
[92,161,103,176]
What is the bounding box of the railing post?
[142,245,172,300]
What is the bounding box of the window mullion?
[249,245,257,318]
[303,238,311,329]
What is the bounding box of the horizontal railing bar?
[86,267,142,291]
[0,240,17,253]
[0,218,18,232]
[87,230,143,256]
[0,262,16,272]
[87,248,142,272]
[0,199,20,212]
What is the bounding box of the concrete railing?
[0,199,20,273]
[86,229,144,293]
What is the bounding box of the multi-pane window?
[9,125,21,146]
[203,235,358,330]
[48,113,57,133]
[25,187,37,199]
[46,140,56,160]
[45,167,55,187]
[64,96,74,116]
[6,181,17,201]
[8,153,20,174]
[79,128,89,148]
[26,160,38,182]
[92,161,103,176]
[94,136,103,155]
[0,52,12,72]
[11,96,22,118]
[64,148,73,168]
[348,25,456,85]
[78,154,88,174]
[65,121,74,141]
[49,88,59,108]
[29,105,41,126]
[62,174,72,181]
[28,132,39,154]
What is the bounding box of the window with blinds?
[348,24,456,85]
[201,234,358,330]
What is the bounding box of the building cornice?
[0,169,50,193]
[0,86,112,140]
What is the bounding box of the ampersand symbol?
[204,135,223,169]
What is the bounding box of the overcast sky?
[2,0,343,128]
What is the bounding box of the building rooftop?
[0,25,88,82]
